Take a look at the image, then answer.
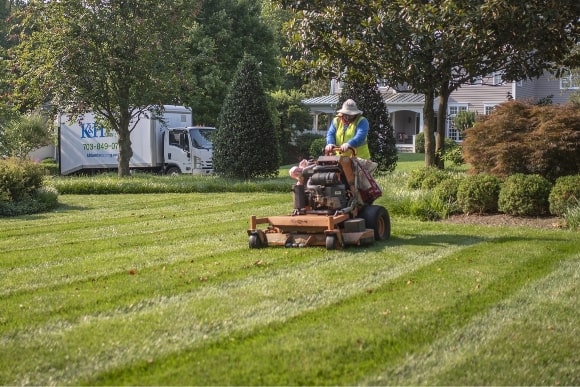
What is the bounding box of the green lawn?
[1,192,578,385]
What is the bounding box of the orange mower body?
[248,152,390,250]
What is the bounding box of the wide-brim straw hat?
[337,99,363,115]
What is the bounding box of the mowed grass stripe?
[365,256,580,386]
[0,225,477,384]
[85,233,576,385]
[0,193,288,249]
[1,191,577,385]
[0,193,289,267]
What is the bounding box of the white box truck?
[58,105,215,175]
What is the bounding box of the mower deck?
[248,213,375,249]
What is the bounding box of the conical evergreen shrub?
[213,55,279,179]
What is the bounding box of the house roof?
[384,93,425,104]
[302,95,339,105]
[302,92,425,110]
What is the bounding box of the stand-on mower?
[248,148,390,250]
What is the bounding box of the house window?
[493,72,504,85]
[560,70,579,90]
[447,105,468,142]
[484,104,497,115]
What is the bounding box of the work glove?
[340,143,351,153]
[324,144,335,154]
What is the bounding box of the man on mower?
[324,99,370,159]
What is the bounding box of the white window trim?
[447,104,469,141]
[492,72,504,85]
[484,103,498,115]
[560,72,580,90]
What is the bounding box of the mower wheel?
[359,205,391,241]
[325,235,339,250]
[249,234,263,249]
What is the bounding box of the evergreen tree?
[213,55,280,179]
[339,80,397,172]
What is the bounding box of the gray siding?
[520,73,574,105]
[448,82,512,115]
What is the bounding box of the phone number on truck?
[83,143,119,151]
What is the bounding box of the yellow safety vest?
[334,116,370,159]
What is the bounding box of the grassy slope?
[1,188,578,385]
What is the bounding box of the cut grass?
[0,193,578,385]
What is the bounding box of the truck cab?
[164,126,215,175]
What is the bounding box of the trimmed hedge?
[549,175,580,216]
[498,174,552,216]
[457,174,501,214]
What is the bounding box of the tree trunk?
[117,109,133,177]
[423,90,436,167]
[435,89,450,169]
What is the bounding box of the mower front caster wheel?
[326,235,339,250]
[249,234,264,249]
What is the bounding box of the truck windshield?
[189,127,214,149]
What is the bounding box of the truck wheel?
[166,166,181,176]
[325,235,338,250]
[359,205,391,241]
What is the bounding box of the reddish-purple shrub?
[462,101,580,181]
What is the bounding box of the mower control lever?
[325,145,356,157]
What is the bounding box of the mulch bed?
[442,214,564,230]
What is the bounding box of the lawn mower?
[248,147,390,250]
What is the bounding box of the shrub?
[0,187,59,216]
[213,55,280,179]
[457,174,501,214]
[409,196,442,221]
[294,133,324,160]
[498,174,552,216]
[462,101,580,181]
[415,132,425,154]
[432,176,463,215]
[0,158,45,201]
[563,205,580,230]
[309,138,327,159]
[548,175,580,216]
[406,167,440,189]
[420,168,450,190]
[442,140,464,166]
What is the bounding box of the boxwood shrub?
[549,175,580,216]
[432,176,463,216]
[457,174,501,214]
[498,174,552,216]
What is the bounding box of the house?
[302,71,578,152]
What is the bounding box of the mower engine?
[291,155,354,215]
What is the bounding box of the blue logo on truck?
[80,123,113,138]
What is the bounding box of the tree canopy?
[184,0,281,126]
[9,0,201,176]
[279,0,580,168]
